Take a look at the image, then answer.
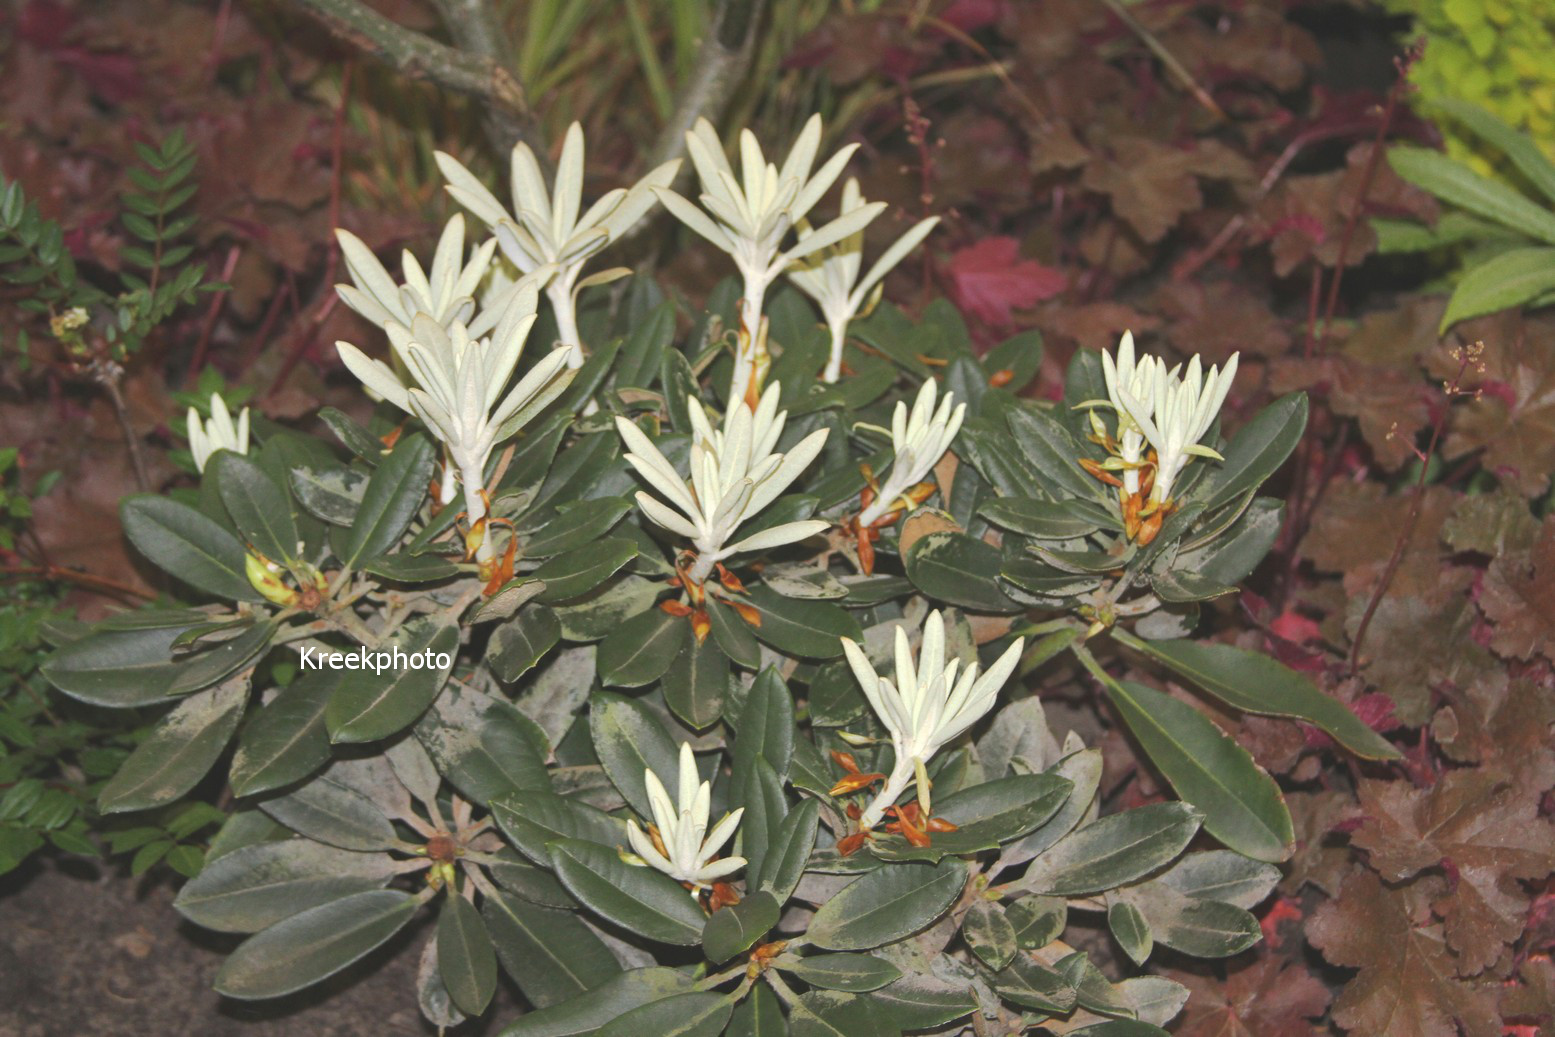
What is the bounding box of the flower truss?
[187,392,249,473]
[335,214,497,335]
[653,115,885,404]
[436,123,678,368]
[840,611,1024,831]
[787,177,939,382]
[856,378,965,530]
[624,742,745,894]
[615,383,828,586]
[335,277,575,570]
[1081,332,1239,544]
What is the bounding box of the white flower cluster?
[435,123,678,368]
[624,743,745,893]
[1096,331,1239,508]
[788,178,939,383]
[856,379,965,528]
[654,116,890,403]
[841,610,1024,828]
[616,383,828,585]
[187,392,250,473]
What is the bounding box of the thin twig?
[94,360,151,491]
[186,244,241,383]
[429,0,544,157]
[646,0,767,177]
[292,0,528,120]
[1348,344,1481,671]
[3,564,153,601]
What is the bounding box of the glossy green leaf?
[598,607,686,688]
[963,899,1017,969]
[702,890,779,963]
[99,673,248,813]
[757,797,819,901]
[524,496,633,557]
[1156,849,1280,909]
[780,953,901,992]
[489,605,562,682]
[905,531,1022,613]
[1021,803,1202,896]
[335,434,434,567]
[1115,632,1399,759]
[416,684,552,805]
[212,451,299,564]
[361,552,460,582]
[663,632,729,728]
[1005,894,1066,949]
[491,790,623,870]
[728,982,786,1037]
[259,772,398,851]
[1195,393,1307,513]
[325,621,457,744]
[1006,404,1108,502]
[808,860,966,950]
[44,621,202,707]
[597,992,733,1037]
[174,839,396,933]
[732,668,795,783]
[483,890,621,1008]
[548,838,707,945]
[706,596,762,669]
[1108,898,1153,965]
[1389,144,1555,243]
[120,495,262,601]
[589,691,679,818]
[499,966,693,1037]
[438,892,498,1016]
[1105,679,1293,862]
[290,464,365,526]
[979,497,1104,539]
[1441,246,1555,331]
[214,889,419,998]
[745,582,861,658]
[1119,880,1261,958]
[989,954,1077,1014]
[535,538,637,602]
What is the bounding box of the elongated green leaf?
[757,797,819,901]
[598,992,733,1037]
[589,692,679,818]
[734,755,788,882]
[979,497,1104,539]
[336,434,434,567]
[99,673,248,813]
[213,451,299,564]
[169,620,276,696]
[1441,246,1555,331]
[490,605,562,682]
[1005,894,1066,949]
[483,890,621,1008]
[732,668,795,783]
[1435,98,1555,205]
[1022,803,1201,896]
[597,607,685,687]
[215,889,419,998]
[44,621,200,707]
[120,495,262,601]
[361,552,460,582]
[905,532,1022,613]
[174,839,396,933]
[271,685,364,765]
[663,633,729,728]
[1070,1022,1171,1037]
[1156,850,1280,909]
[1108,898,1153,965]
[990,954,1077,1014]
[781,953,901,992]
[417,684,552,806]
[1001,749,1103,867]
[500,966,694,1037]
[728,982,785,1037]
[871,773,1073,862]
[438,892,497,1016]
[1115,633,1399,759]
[1119,880,1261,958]
[1007,405,1108,502]
[808,860,966,950]
[963,899,1017,969]
[746,583,861,658]
[290,464,365,525]
[1389,145,1555,243]
[1195,393,1307,512]
[706,596,761,668]
[703,890,779,963]
[491,789,625,867]
[548,839,707,945]
[325,621,457,744]
[1106,679,1292,862]
[259,773,398,850]
[870,974,979,1029]
[536,538,637,602]
[524,496,633,557]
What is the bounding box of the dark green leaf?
[335,435,434,566]
[979,497,1105,539]
[963,899,1017,969]
[325,621,457,744]
[290,465,365,526]
[706,596,761,669]
[1105,679,1293,862]
[491,789,624,868]
[1021,803,1202,896]
[99,673,248,813]
[536,538,637,602]
[417,684,552,805]
[989,954,1077,1014]
[214,889,419,998]
[499,967,693,1037]
[120,495,262,601]
[905,531,1021,613]
[1195,394,1307,513]
[212,451,299,564]
[1005,894,1066,949]
[597,992,733,1037]
[175,840,394,933]
[728,982,786,1037]
[259,772,398,851]
[490,605,563,683]
[589,692,679,818]
[663,633,729,728]
[598,607,685,687]
[548,838,707,945]
[746,583,861,658]
[525,497,633,557]
[702,890,779,963]
[361,552,461,582]
[1108,898,1153,965]
[732,668,795,783]
[757,798,818,901]
[438,892,498,1016]
[483,890,621,1008]
[781,953,901,992]
[808,860,967,950]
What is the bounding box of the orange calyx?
[1079,457,1124,489]
[836,832,871,857]
[989,368,1015,388]
[690,609,712,644]
[708,881,742,912]
[660,599,694,617]
[830,771,887,796]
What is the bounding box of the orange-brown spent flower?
[1136,508,1164,546]
[728,600,762,628]
[989,368,1015,388]
[426,833,459,863]
[1080,457,1124,489]
[716,564,747,594]
[830,750,862,774]
[836,832,870,857]
[708,881,742,912]
[690,609,712,644]
[660,599,695,617]
[829,771,887,796]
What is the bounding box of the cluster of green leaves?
[0,129,212,367]
[1376,100,1555,332]
[39,270,1387,1033]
